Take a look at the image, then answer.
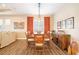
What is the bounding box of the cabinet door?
[11,32,16,42]
[1,32,10,48]
[0,32,2,44]
[1,32,16,48]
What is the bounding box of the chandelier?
[38,3,40,20]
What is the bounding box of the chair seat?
[28,38,34,41]
[45,38,49,41]
[35,43,43,46]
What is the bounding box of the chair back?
[35,35,44,43]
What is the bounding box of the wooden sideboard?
[51,30,71,50]
[58,34,71,50]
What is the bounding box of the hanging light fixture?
[38,3,40,20]
[38,3,41,33]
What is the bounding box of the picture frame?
[62,20,66,29]
[57,21,61,29]
[65,17,74,29]
[14,22,24,29]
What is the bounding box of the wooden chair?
[51,30,58,45]
[34,34,44,50]
[44,31,50,45]
[27,31,34,47]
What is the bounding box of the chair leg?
[27,41,30,47]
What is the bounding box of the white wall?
[54,4,79,41]
[0,15,27,39]
[50,16,54,31]
[0,15,54,39]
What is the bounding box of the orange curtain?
[44,16,50,34]
[27,16,33,34]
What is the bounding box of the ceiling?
[0,3,64,16]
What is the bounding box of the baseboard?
[16,38,27,40]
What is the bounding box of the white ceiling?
[0,3,64,15]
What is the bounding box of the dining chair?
[34,34,44,50]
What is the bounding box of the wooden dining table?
[27,33,50,49]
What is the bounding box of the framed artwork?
[14,22,24,29]
[65,17,74,29]
[57,21,61,29]
[62,20,66,29]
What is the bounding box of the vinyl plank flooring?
[0,40,67,55]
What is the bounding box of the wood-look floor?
[0,40,67,55]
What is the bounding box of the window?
[34,19,38,32]
[0,19,3,30]
[33,19,44,33]
[0,19,12,31]
[0,19,3,25]
[38,20,44,32]
[4,19,12,31]
[5,19,11,25]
